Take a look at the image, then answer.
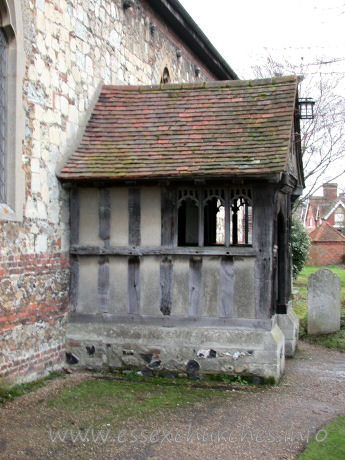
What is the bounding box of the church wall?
[0,0,216,382]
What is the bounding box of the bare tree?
[253,55,345,202]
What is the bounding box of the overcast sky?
[179,0,345,194]
[179,0,345,78]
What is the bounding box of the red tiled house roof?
[58,76,299,182]
[308,198,344,220]
[309,221,345,242]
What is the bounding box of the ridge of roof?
[308,196,345,218]
[101,76,298,93]
[323,200,345,220]
[310,220,345,242]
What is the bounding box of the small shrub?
[291,217,311,279]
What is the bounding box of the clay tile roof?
[309,221,345,242]
[308,197,342,219]
[58,76,298,182]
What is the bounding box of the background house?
[308,221,345,266]
[303,183,345,234]
[301,183,345,265]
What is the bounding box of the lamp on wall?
[298,98,315,119]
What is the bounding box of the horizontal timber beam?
[70,245,257,257]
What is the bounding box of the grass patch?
[0,371,63,405]
[206,373,275,386]
[207,374,250,385]
[297,414,345,459]
[293,265,345,349]
[48,373,233,428]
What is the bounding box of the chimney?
[323,183,338,200]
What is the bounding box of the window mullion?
[198,191,204,247]
[225,189,230,247]
[245,202,249,244]
[232,200,238,245]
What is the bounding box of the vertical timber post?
[253,186,274,319]
[161,188,177,247]
[128,188,141,314]
[70,187,80,311]
[188,256,202,317]
[219,257,234,317]
[99,188,111,247]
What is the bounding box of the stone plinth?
[66,321,285,383]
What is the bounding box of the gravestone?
[308,269,341,335]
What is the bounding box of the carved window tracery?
[177,187,252,247]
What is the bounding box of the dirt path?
[1,342,345,460]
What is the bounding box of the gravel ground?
[0,342,345,460]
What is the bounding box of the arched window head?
[230,194,252,245]
[203,190,225,246]
[178,189,199,246]
[160,66,170,84]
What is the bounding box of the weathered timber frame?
[59,76,304,379]
[67,179,294,327]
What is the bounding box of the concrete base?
[277,303,299,357]
[66,320,285,382]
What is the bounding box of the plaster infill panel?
[109,257,129,315]
[202,257,220,317]
[141,187,161,246]
[110,188,128,246]
[79,188,102,246]
[140,256,161,316]
[171,257,189,317]
[77,257,98,313]
[233,257,255,318]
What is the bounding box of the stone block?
[308,269,341,335]
[66,322,285,382]
[277,302,299,356]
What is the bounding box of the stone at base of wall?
[66,320,285,382]
[277,303,299,357]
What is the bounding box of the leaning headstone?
[308,269,341,335]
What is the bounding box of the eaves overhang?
[148,0,238,80]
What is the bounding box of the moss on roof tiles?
[58,76,298,181]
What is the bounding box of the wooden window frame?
[177,187,252,248]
